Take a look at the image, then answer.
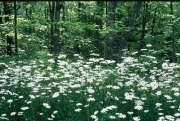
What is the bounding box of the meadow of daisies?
[1,48,180,121]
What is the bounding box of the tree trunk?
[62,2,65,21]
[14,1,18,55]
[151,7,157,36]
[54,1,61,55]
[0,9,2,24]
[4,2,13,55]
[49,1,55,53]
[53,1,63,64]
[138,1,150,54]
[118,1,142,58]
[104,1,117,60]
[171,1,175,62]
[141,2,148,39]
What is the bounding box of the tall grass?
[1,49,180,121]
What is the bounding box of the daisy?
[18,112,23,115]
[74,108,82,112]
[29,95,35,99]
[101,108,108,113]
[133,116,140,121]
[48,59,55,63]
[52,110,58,114]
[124,92,134,100]
[47,118,53,120]
[39,113,43,115]
[162,62,168,69]
[76,103,82,106]
[174,113,180,117]
[7,99,13,103]
[47,66,52,70]
[134,105,143,110]
[165,115,174,120]
[19,96,23,99]
[156,91,162,96]
[109,115,116,119]
[91,115,98,119]
[116,113,126,118]
[109,105,117,109]
[174,92,180,96]
[87,88,95,94]
[1,114,6,117]
[87,97,95,102]
[135,100,144,105]
[150,81,158,90]
[21,107,29,110]
[164,95,172,100]
[144,110,149,113]
[155,103,162,108]
[125,81,133,86]
[112,86,120,89]
[26,101,32,104]
[94,111,98,115]
[59,86,65,93]
[52,92,59,98]
[172,87,179,91]
[146,44,152,47]
[43,103,51,108]
[10,112,16,116]
[127,111,134,115]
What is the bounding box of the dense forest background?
[0,1,180,63]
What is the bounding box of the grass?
[1,49,180,121]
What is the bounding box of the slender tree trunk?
[138,1,149,54]
[62,2,65,21]
[54,1,63,64]
[0,3,3,44]
[4,2,13,55]
[141,2,148,39]
[14,1,18,55]
[49,1,55,53]
[54,1,61,55]
[0,10,2,24]
[104,1,117,60]
[151,7,157,36]
[171,1,175,62]
[118,1,142,57]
